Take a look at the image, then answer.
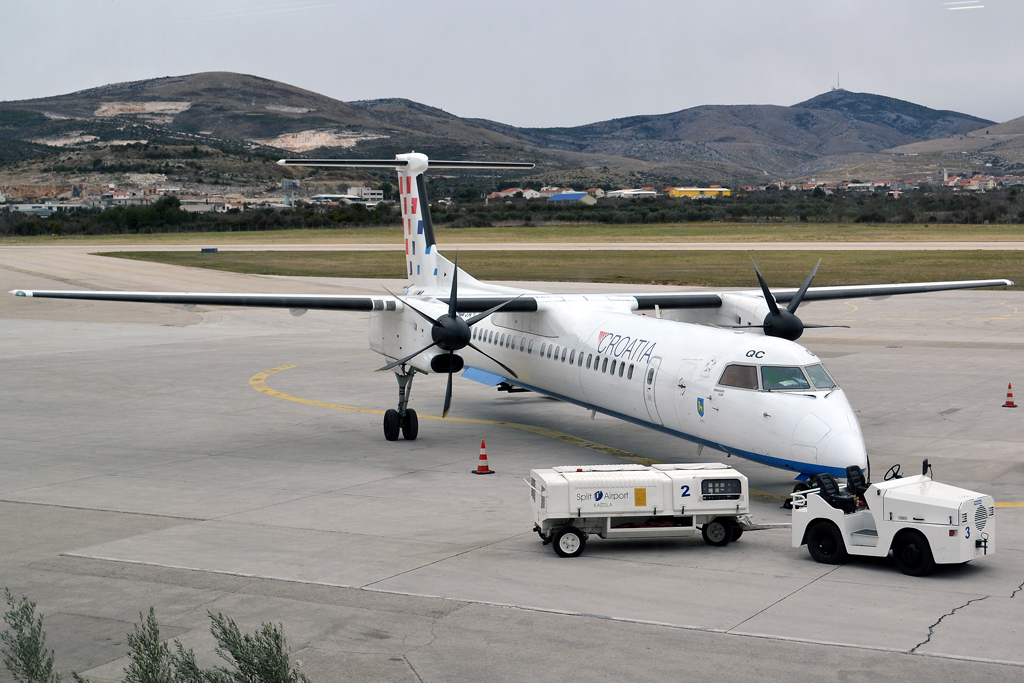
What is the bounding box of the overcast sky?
[3,0,1022,127]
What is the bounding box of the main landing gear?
[384,369,418,441]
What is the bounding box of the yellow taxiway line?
[249,360,1022,507]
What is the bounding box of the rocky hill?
[0,73,1009,189]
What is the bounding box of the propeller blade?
[442,360,454,417]
[468,342,519,379]
[375,340,439,372]
[751,258,781,316]
[383,286,438,326]
[801,324,851,329]
[787,259,821,313]
[448,252,459,319]
[465,293,526,327]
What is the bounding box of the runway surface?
[2,245,1023,682]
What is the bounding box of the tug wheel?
[383,409,401,441]
[702,518,732,546]
[893,530,935,576]
[553,526,586,558]
[807,521,848,565]
[401,409,418,441]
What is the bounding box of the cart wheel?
[383,409,401,441]
[893,530,935,576]
[702,518,732,546]
[806,521,847,564]
[552,526,586,558]
[730,524,743,541]
[401,409,418,441]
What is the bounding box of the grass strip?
[102,249,1023,289]
[5,222,1024,245]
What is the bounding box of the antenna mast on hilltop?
[831,72,841,92]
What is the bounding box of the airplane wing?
[630,279,1013,310]
[9,289,539,313]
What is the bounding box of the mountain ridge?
[0,72,1012,184]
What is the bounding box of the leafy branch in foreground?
[2,588,61,683]
[4,593,309,683]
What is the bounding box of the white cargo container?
[527,463,754,557]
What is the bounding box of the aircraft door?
[643,356,663,425]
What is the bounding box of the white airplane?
[10,152,1014,481]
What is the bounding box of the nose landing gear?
[384,369,419,441]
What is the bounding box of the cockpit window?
[805,364,836,390]
[761,366,811,391]
[718,364,759,390]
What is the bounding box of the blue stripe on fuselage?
[463,367,846,478]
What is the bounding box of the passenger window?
[610,360,617,375]
[540,343,546,357]
[719,364,759,390]
[602,358,608,373]
[647,368,655,385]
[618,362,625,377]
[500,333,506,347]
[627,364,634,380]
[578,351,584,366]
[586,354,592,369]
[569,350,575,365]
[472,329,477,340]
[528,340,533,354]
[561,348,567,362]
[551,346,557,359]
[805,364,836,390]
[594,355,600,371]
[520,338,526,352]
[488,330,494,344]
[762,366,811,391]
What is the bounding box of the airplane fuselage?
[371,292,867,477]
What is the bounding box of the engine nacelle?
[430,353,464,374]
[661,293,772,331]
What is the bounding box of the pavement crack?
[910,596,988,654]
[1011,579,1024,600]
[726,565,841,633]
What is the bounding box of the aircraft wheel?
[702,518,732,546]
[893,530,935,576]
[806,521,848,564]
[383,409,401,441]
[402,409,418,441]
[553,526,586,558]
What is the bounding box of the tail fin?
[277,153,533,288]
[397,154,439,287]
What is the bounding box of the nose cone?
[818,393,868,471]
[821,431,869,471]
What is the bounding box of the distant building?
[606,188,656,199]
[585,188,605,198]
[539,186,573,198]
[546,192,597,205]
[347,186,384,204]
[667,186,731,199]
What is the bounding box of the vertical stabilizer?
[397,153,439,288]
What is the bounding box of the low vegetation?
[3,187,1024,239]
[104,249,1023,290]
[3,590,309,683]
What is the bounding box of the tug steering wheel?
[884,463,902,481]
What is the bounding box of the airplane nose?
[820,431,868,471]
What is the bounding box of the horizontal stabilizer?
[277,158,533,170]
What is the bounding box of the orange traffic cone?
[473,439,495,474]
[1003,383,1017,408]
